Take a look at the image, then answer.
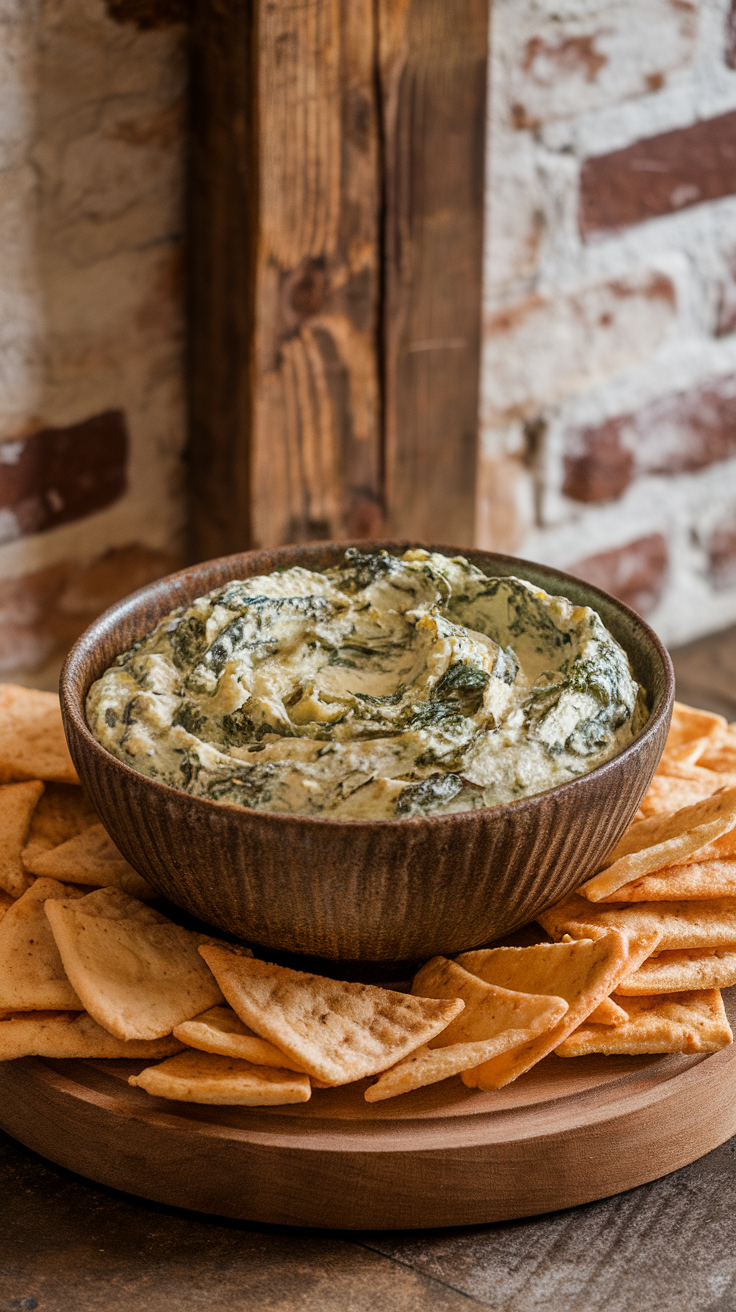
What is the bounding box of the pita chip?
[0,780,44,897]
[365,957,568,1102]
[129,1050,312,1105]
[0,1010,184,1061]
[579,788,736,902]
[25,823,154,900]
[45,887,224,1041]
[587,996,629,1024]
[537,890,736,951]
[556,990,732,1057]
[598,859,736,902]
[666,702,726,750]
[22,783,98,866]
[458,931,657,1089]
[639,774,719,818]
[173,1005,309,1072]
[199,945,464,1086]
[0,878,85,1011]
[616,946,736,995]
[0,685,78,784]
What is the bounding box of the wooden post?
[188,0,488,559]
[379,0,489,544]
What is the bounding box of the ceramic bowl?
[60,541,674,965]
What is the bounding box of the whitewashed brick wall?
[0,0,186,684]
[478,0,736,647]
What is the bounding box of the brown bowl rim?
[60,540,675,830]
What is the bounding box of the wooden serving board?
[1,987,735,1230]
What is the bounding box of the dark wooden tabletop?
[2,626,735,1312]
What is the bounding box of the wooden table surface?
[2,625,735,1312]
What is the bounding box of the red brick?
[506,5,696,129]
[580,110,736,236]
[569,534,668,616]
[57,544,182,619]
[483,273,676,415]
[0,411,128,543]
[0,544,181,675]
[563,376,736,503]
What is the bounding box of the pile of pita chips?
[455,932,659,1089]
[555,991,732,1058]
[25,824,154,900]
[0,781,45,897]
[365,956,569,1101]
[0,684,733,1101]
[0,879,188,1061]
[198,945,466,1086]
[0,686,79,785]
[535,701,736,1055]
[46,888,225,1040]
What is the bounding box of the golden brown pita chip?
[639,774,719,818]
[681,827,736,863]
[616,946,736,994]
[0,780,44,897]
[588,996,629,1024]
[173,1005,309,1072]
[694,731,736,775]
[598,859,736,902]
[666,702,726,750]
[556,989,732,1056]
[0,890,13,922]
[24,782,98,854]
[25,823,154,899]
[0,685,78,784]
[413,956,568,1048]
[579,788,736,902]
[458,932,656,1090]
[364,957,569,1102]
[129,1050,312,1105]
[538,890,736,951]
[0,878,85,1011]
[45,888,224,1041]
[0,1010,184,1060]
[199,945,464,1086]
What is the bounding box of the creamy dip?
[87,549,647,820]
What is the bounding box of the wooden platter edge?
[1,1039,735,1230]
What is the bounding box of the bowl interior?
[64,539,672,737]
[59,541,673,966]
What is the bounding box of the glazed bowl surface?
[60,541,674,965]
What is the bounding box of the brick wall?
[478,0,736,647]
[0,0,186,687]
[2,0,735,685]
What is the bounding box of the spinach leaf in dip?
[86,549,647,819]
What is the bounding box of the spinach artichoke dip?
[87,549,647,820]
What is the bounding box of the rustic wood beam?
[188,0,488,559]
[379,0,489,545]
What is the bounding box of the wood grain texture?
[188,2,488,558]
[188,0,258,560]
[251,0,384,548]
[1,989,734,1230]
[60,541,673,964]
[379,0,488,543]
[189,0,383,558]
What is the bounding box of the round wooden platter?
[1,987,736,1230]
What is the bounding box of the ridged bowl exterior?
[60,542,674,964]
